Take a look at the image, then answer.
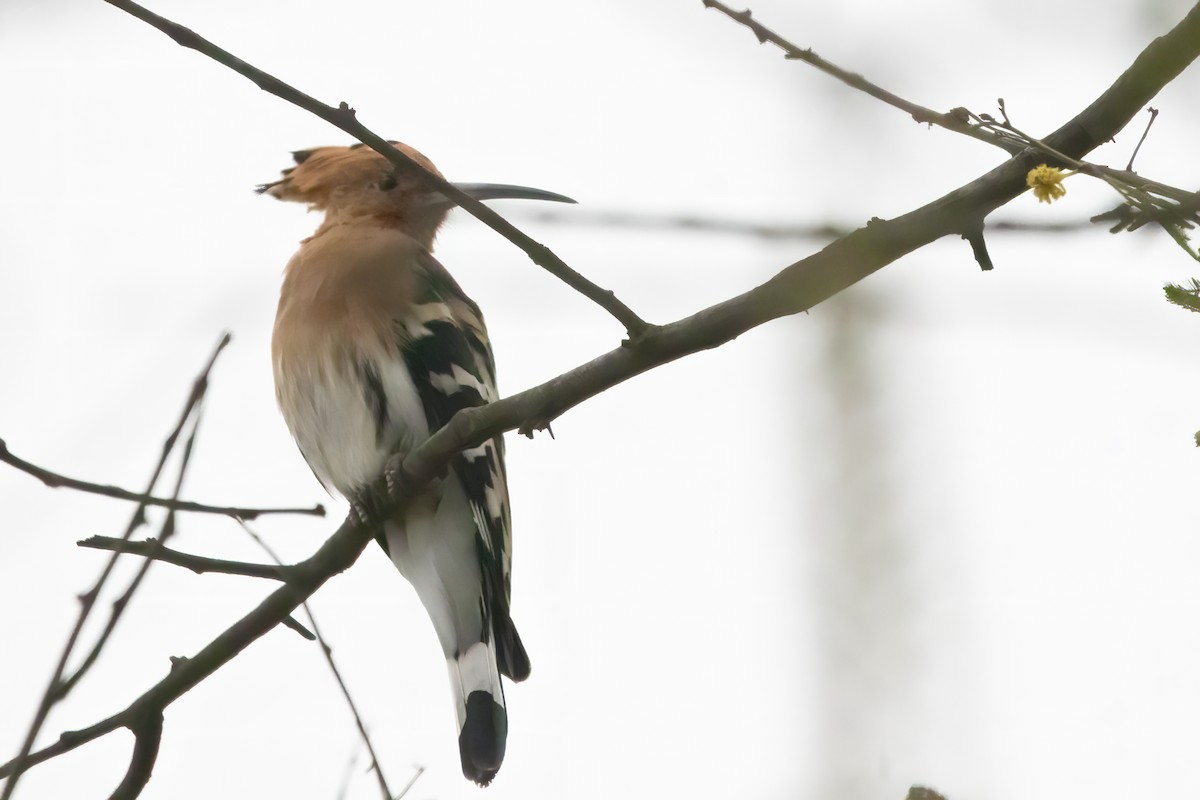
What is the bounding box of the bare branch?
[334,747,363,800]
[238,522,394,800]
[0,334,228,800]
[78,517,392,800]
[1,507,382,781]
[701,0,1024,154]
[1127,106,1160,171]
[76,534,316,640]
[0,439,324,519]
[77,536,291,581]
[393,766,426,800]
[100,0,649,337]
[511,206,1102,241]
[106,710,163,800]
[58,419,204,697]
[278,616,317,640]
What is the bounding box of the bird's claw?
[350,486,386,528]
[383,453,406,500]
[352,454,409,527]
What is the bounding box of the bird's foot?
[382,452,408,501]
[351,451,424,528]
[350,484,389,528]
[351,453,411,527]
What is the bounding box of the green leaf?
[1164,280,1200,313]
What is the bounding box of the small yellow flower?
[1026,164,1067,204]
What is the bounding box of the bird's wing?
[397,250,527,678]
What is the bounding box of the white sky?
[2,1,1200,799]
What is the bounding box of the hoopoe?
[260,141,572,785]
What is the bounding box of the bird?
[260,140,573,785]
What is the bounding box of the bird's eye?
[291,149,314,165]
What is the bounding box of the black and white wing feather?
[398,249,529,682]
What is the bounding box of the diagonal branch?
[701,0,1025,155]
[0,505,383,781]
[59,419,204,698]
[99,0,649,337]
[0,439,324,519]
[239,522,394,800]
[78,522,393,799]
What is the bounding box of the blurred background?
[2,1,1200,798]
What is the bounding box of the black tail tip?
[459,691,507,786]
[499,621,531,683]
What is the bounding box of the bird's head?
[258,140,573,249]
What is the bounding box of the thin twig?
[279,616,317,640]
[334,747,363,800]
[969,102,1200,257]
[701,0,1024,155]
[100,0,649,337]
[513,206,1102,240]
[1126,106,1159,171]
[59,416,204,698]
[0,334,229,800]
[0,439,324,519]
[393,766,426,800]
[704,4,1197,246]
[1,504,385,783]
[238,522,394,800]
[74,535,316,639]
[77,536,291,580]
[970,104,1194,201]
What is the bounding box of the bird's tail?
[448,636,508,786]
[383,503,530,785]
[448,615,530,786]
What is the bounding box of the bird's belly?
[275,352,430,496]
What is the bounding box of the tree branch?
[701,0,1025,154]
[59,421,203,698]
[1,507,381,781]
[0,334,227,800]
[73,537,315,638]
[511,206,1104,241]
[0,439,324,520]
[107,709,163,800]
[77,536,291,581]
[99,0,649,337]
[239,522,394,800]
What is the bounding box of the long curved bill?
[432,182,577,207]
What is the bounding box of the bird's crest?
[259,140,449,246]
